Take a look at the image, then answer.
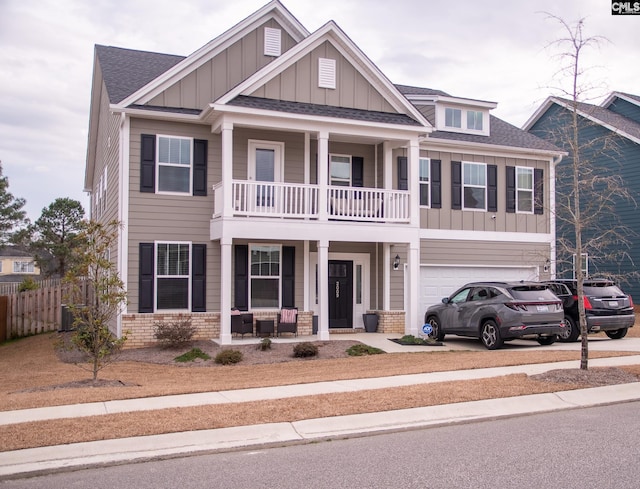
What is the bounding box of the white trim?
[422,136,565,159]
[601,91,640,110]
[118,114,130,326]
[421,229,553,243]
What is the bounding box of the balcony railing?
[213,180,410,223]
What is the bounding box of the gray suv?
[424,281,565,350]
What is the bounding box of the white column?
[407,240,420,336]
[220,237,233,345]
[303,240,310,312]
[317,239,330,340]
[318,131,329,221]
[408,138,420,227]
[383,141,393,190]
[221,122,234,218]
[383,242,391,310]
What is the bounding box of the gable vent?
[318,58,336,89]
[264,27,281,57]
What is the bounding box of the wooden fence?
[0,279,88,340]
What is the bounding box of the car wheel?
[537,335,556,345]
[558,315,580,342]
[605,328,628,339]
[480,320,503,350]
[427,316,445,341]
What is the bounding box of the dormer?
[434,96,497,136]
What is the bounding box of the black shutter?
[139,243,154,313]
[281,246,295,308]
[430,159,441,208]
[534,168,544,215]
[193,139,208,196]
[140,134,156,193]
[506,166,516,213]
[352,156,364,187]
[234,245,249,310]
[487,164,497,212]
[451,161,462,210]
[191,244,206,312]
[397,156,408,190]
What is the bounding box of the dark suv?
[424,281,565,350]
[543,279,635,342]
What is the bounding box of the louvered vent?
[264,27,281,56]
[318,58,336,89]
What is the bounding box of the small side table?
[256,319,274,337]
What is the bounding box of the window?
[264,27,281,56]
[516,167,533,213]
[419,158,430,206]
[572,253,589,279]
[330,155,351,186]
[318,58,336,89]
[156,243,190,310]
[14,261,35,273]
[250,245,281,308]
[445,108,462,128]
[463,162,486,210]
[467,110,483,130]
[157,136,192,193]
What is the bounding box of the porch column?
[407,240,420,336]
[221,122,234,218]
[383,141,393,190]
[317,239,330,340]
[383,243,391,310]
[408,138,420,227]
[318,131,329,221]
[220,237,233,344]
[303,240,310,311]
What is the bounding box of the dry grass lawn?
[1,324,639,452]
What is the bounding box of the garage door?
[419,265,538,318]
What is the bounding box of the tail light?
[630,295,634,307]
[505,302,527,311]
[573,295,593,310]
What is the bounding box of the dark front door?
[329,260,353,328]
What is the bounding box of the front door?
[329,260,353,328]
[248,141,283,208]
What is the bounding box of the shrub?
[293,342,318,358]
[18,277,39,292]
[174,348,211,363]
[257,337,272,351]
[399,335,436,345]
[153,316,197,348]
[215,349,243,365]
[346,344,385,356]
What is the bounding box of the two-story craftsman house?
[85,1,563,346]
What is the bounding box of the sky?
[0,0,638,222]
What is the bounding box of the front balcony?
[213,180,410,223]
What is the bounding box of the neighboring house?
[85,0,563,347]
[0,247,40,283]
[524,92,640,300]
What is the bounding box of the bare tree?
[530,15,637,369]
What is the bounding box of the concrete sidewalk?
[2,354,640,479]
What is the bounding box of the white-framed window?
[264,27,281,56]
[13,261,35,273]
[572,253,589,279]
[318,57,336,89]
[419,157,430,207]
[445,107,462,128]
[467,110,483,130]
[155,242,191,310]
[463,162,486,210]
[250,244,281,309]
[330,154,351,186]
[516,166,534,213]
[157,135,193,194]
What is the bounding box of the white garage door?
[419,265,539,317]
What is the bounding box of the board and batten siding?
[419,150,550,234]
[127,118,220,312]
[251,41,396,113]
[148,19,297,110]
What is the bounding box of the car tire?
[537,335,556,345]
[427,316,445,341]
[480,320,503,350]
[605,328,628,339]
[558,315,580,342]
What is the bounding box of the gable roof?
[524,96,640,145]
[602,91,640,109]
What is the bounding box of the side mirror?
[442,297,450,304]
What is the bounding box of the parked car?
[424,282,565,350]
[542,279,635,342]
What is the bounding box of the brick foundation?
[372,310,406,334]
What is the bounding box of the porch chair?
[231,309,253,337]
[277,307,298,337]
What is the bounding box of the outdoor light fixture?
[393,254,401,271]
[544,259,550,273]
